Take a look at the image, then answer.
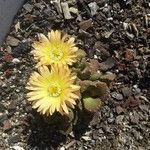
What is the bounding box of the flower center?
[48,83,61,97]
[50,46,64,61]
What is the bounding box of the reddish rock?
[5,69,13,78]
[124,49,135,62]
[3,120,12,131]
[116,106,125,114]
[116,62,126,71]
[3,53,13,62]
[127,96,139,107]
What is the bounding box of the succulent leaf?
[82,97,102,112]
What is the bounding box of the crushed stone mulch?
[0,0,150,149]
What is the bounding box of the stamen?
[48,83,61,97]
[50,45,64,61]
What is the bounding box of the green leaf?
[82,97,102,112]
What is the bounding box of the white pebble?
[12,145,25,150]
[60,147,65,150]
[12,58,20,64]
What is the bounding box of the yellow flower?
[26,65,80,115]
[32,30,78,67]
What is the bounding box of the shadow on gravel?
[26,111,67,150]
[26,110,93,149]
[73,110,94,139]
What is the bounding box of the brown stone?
[79,19,92,30]
[116,106,125,114]
[3,120,12,131]
[124,49,135,62]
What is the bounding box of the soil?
[0,0,150,150]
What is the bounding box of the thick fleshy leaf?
[82,97,102,112]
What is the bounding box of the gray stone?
[0,0,24,46]
[0,104,6,112]
[122,87,132,97]
[0,113,8,123]
[130,111,139,124]
[116,115,124,124]
[111,92,123,100]
[88,2,98,16]
[12,58,20,64]
[6,36,20,46]
[23,3,33,12]
[100,57,116,71]
[8,135,21,144]
[61,2,72,19]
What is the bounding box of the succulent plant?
[82,97,102,112]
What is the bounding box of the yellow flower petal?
[62,103,69,114]
[32,30,78,66]
[26,65,80,115]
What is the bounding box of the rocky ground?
[0,0,150,150]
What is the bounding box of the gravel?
[0,0,150,149]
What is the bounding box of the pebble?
[98,129,104,134]
[79,19,92,31]
[102,30,114,39]
[116,106,124,114]
[94,41,110,61]
[123,22,128,30]
[131,129,143,140]
[88,2,98,16]
[6,46,12,53]
[126,32,134,40]
[133,87,141,95]
[60,147,65,150]
[12,145,25,150]
[124,49,135,62]
[130,111,139,124]
[65,140,76,149]
[12,58,20,64]
[90,112,100,126]
[3,53,13,62]
[23,4,33,12]
[0,104,6,112]
[100,57,116,71]
[69,7,78,14]
[12,42,31,57]
[111,92,123,101]
[139,96,149,103]
[6,36,20,46]
[127,96,139,107]
[8,101,16,110]
[61,2,72,19]
[121,87,132,97]
[0,113,8,123]
[82,136,91,141]
[132,61,139,68]
[53,0,62,13]
[108,116,115,123]
[3,120,12,131]
[8,135,21,144]
[116,115,124,124]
